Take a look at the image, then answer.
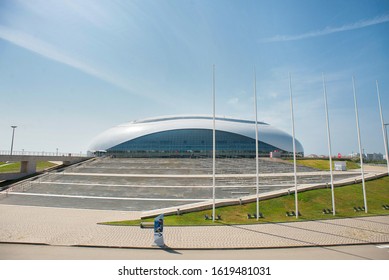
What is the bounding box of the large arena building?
[88,115,304,158]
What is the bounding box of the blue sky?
[0,0,388,156]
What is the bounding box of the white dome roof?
[88,115,304,154]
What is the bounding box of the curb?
[2,241,387,251]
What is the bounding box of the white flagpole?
[322,73,336,215]
[254,67,259,221]
[212,64,216,222]
[289,73,299,219]
[376,80,389,176]
[352,76,367,213]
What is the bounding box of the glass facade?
[107,129,283,158]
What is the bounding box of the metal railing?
[0,180,33,200]
[0,150,87,157]
[0,171,58,201]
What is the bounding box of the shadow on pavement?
[161,246,182,255]
[223,222,372,260]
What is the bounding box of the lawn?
[0,162,21,173]
[36,161,59,171]
[0,161,59,173]
[293,159,360,171]
[103,176,389,227]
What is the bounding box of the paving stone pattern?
[0,204,388,249]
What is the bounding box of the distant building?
[306,154,318,158]
[366,153,383,161]
[350,152,366,159]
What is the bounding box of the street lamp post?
[10,126,17,156]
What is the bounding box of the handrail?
[0,150,88,157]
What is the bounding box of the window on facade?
[107,129,283,157]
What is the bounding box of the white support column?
[254,67,259,221]
[376,80,389,176]
[322,73,336,215]
[352,76,367,213]
[289,73,299,219]
[212,64,216,222]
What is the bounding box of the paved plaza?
[0,204,388,250]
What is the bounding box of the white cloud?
[268,91,279,99]
[4,25,155,97]
[0,25,118,87]
[16,0,111,28]
[227,97,240,105]
[263,14,389,43]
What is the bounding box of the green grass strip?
[0,161,59,173]
[0,162,21,173]
[103,176,389,226]
[293,159,360,171]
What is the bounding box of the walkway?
[2,243,388,260]
[0,204,388,249]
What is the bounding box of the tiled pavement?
[0,204,388,249]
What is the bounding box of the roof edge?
[130,115,269,125]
